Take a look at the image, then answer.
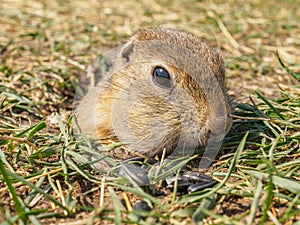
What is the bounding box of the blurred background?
[1,0,299,101]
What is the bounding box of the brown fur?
[76,28,232,157]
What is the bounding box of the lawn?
[0,0,299,224]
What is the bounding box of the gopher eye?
[152,67,172,88]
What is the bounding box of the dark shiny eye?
[152,67,172,88]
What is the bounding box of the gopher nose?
[207,114,230,145]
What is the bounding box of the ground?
[0,0,299,224]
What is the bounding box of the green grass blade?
[243,170,300,194]
[66,157,101,183]
[6,170,69,212]
[0,149,15,172]
[0,215,19,225]
[107,182,162,208]
[15,121,46,138]
[276,51,300,83]
[0,160,25,222]
[247,180,263,225]
[26,121,46,140]
[255,90,285,120]
[178,131,249,204]
[153,154,198,182]
[108,187,123,225]
[280,194,300,223]
[57,113,68,146]
[260,172,274,224]
[192,195,216,223]
[24,169,47,205]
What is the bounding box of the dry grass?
[0,0,299,224]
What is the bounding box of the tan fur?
[76,27,232,157]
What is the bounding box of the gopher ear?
[119,40,134,63]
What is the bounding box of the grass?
[0,0,300,224]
